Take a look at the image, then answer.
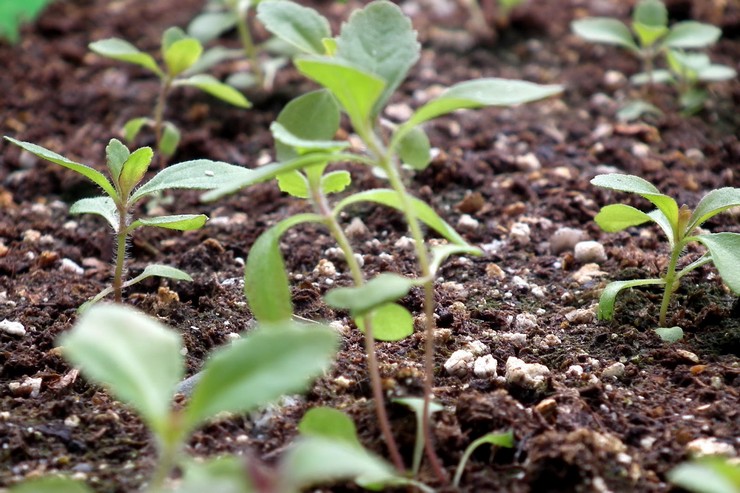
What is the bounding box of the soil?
[0,0,738,492]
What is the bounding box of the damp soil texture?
[0,0,739,492]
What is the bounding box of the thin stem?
[112,205,129,303]
[310,181,405,473]
[235,14,263,87]
[153,77,172,167]
[659,242,685,326]
[146,440,180,493]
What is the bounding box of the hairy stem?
[112,205,129,303]
[235,13,263,87]
[659,243,684,326]
[310,181,406,473]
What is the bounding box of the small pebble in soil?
[394,236,415,249]
[465,339,488,356]
[631,142,650,158]
[64,415,80,427]
[0,319,26,336]
[509,222,531,245]
[514,152,541,171]
[345,217,369,238]
[505,357,550,393]
[514,313,538,331]
[603,70,626,88]
[313,259,337,278]
[444,350,474,377]
[567,365,584,378]
[565,307,596,325]
[485,263,506,280]
[574,241,607,263]
[602,362,626,379]
[60,258,84,275]
[497,332,528,347]
[675,349,700,364]
[9,376,42,398]
[550,227,585,254]
[0,241,8,257]
[22,229,41,243]
[534,398,558,420]
[456,214,479,231]
[686,437,737,458]
[572,263,608,284]
[473,355,498,378]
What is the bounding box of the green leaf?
[356,302,414,341]
[696,64,736,82]
[105,138,129,180]
[277,170,310,199]
[257,1,330,55]
[398,126,431,170]
[633,0,667,27]
[119,146,153,196]
[4,137,118,200]
[430,244,483,275]
[594,204,654,232]
[175,456,253,493]
[130,214,208,232]
[187,12,239,43]
[630,69,673,85]
[164,38,203,77]
[271,122,349,155]
[394,397,444,475]
[123,117,150,144]
[0,0,53,45]
[295,57,385,134]
[399,78,562,133]
[616,100,663,121]
[174,74,251,108]
[9,476,95,493]
[654,326,684,342]
[591,174,679,237]
[274,90,342,162]
[696,233,740,294]
[333,189,469,246]
[184,46,244,76]
[453,430,514,487]
[669,458,740,493]
[663,22,721,49]
[632,22,668,47]
[58,304,184,437]
[245,214,324,323]
[321,170,351,195]
[160,122,181,158]
[70,197,119,232]
[131,159,252,202]
[278,437,396,492]
[127,264,193,286]
[598,278,665,320]
[178,458,252,493]
[325,273,417,315]
[335,1,420,118]
[88,38,162,76]
[162,26,188,51]
[686,187,740,233]
[184,321,338,431]
[571,18,638,51]
[298,407,363,449]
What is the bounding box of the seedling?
[206,0,560,482]
[452,430,514,487]
[0,0,53,44]
[8,304,405,492]
[5,136,250,307]
[592,173,740,330]
[89,27,251,162]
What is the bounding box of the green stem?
[153,77,172,166]
[146,440,180,493]
[659,242,685,327]
[235,14,263,87]
[112,205,129,304]
[310,180,406,473]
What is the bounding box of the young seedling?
[592,173,740,332]
[572,0,722,89]
[89,27,251,162]
[206,0,560,482]
[8,304,405,492]
[5,136,250,308]
[661,49,736,114]
[452,430,514,488]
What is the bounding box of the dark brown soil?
[0,0,738,492]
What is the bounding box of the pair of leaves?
[60,304,338,444]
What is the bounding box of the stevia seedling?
[206,0,561,482]
[9,304,408,492]
[592,173,740,332]
[89,27,251,163]
[5,136,249,308]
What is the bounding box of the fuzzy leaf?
[127,264,193,285]
[398,126,431,170]
[430,244,482,275]
[245,214,324,323]
[571,18,638,51]
[696,233,740,294]
[299,407,363,449]
[164,38,203,77]
[594,204,654,232]
[59,305,184,437]
[633,0,667,27]
[663,22,721,49]
[4,137,118,200]
[274,90,342,162]
[89,38,162,75]
[131,214,207,232]
[119,147,153,196]
[123,117,150,144]
[184,321,338,431]
[295,57,385,134]
[70,197,119,231]
[271,122,348,154]
[335,1,420,118]
[131,159,251,202]
[321,170,351,195]
[697,65,736,82]
[333,189,469,246]
[187,12,238,43]
[598,278,665,320]
[654,326,684,342]
[277,170,309,198]
[162,26,188,51]
[325,273,416,315]
[160,122,181,158]
[400,78,562,132]
[105,139,129,180]
[355,303,414,341]
[632,22,668,47]
[686,188,740,233]
[257,1,330,55]
[175,74,251,108]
